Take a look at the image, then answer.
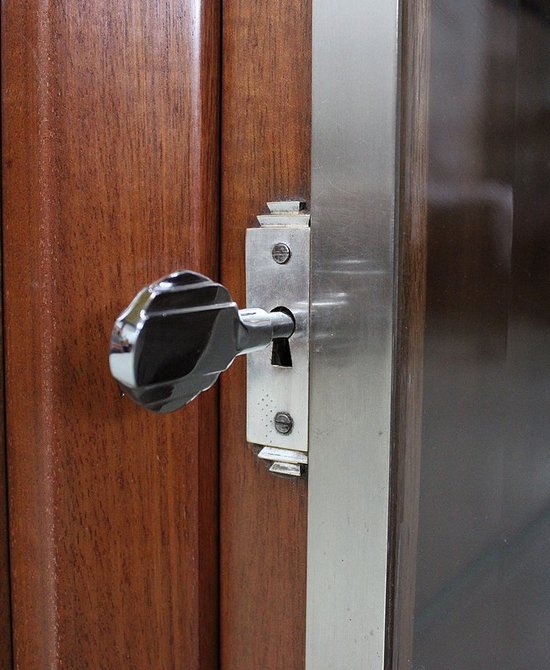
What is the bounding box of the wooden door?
[1,0,312,668]
[2,1,220,667]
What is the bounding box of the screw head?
[274,411,294,435]
[271,242,291,265]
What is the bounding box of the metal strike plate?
[246,202,310,459]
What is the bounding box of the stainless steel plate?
[246,224,310,454]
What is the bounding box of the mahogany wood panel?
[2,1,220,668]
[220,0,311,668]
[410,4,550,667]
[387,1,430,668]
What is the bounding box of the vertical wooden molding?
[2,1,220,667]
[220,0,311,668]
[387,1,431,668]
[0,272,12,670]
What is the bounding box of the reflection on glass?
[413,1,550,667]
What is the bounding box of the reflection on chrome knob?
[109,270,295,413]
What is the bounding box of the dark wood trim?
[0,270,12,670]
[387,2,431,668]
[0,35,13,656]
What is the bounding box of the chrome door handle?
[109,201,310,476]
[109,270,294,413]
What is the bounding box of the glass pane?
[413,1,550,667]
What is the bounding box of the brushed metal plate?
[246,224,310,453]
[306,0,400,665]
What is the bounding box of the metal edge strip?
[306,0,401,668]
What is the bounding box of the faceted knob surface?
[109,270,294,413]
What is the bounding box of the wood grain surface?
[2,1,220,668]
[387,1,430,668]
[0,292,11,670]
[219,0,311,668]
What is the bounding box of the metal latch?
[108,200,310,478]
[246,201,310,476]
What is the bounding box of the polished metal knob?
[109,270,294,413]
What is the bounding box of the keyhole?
[271,337,292,367]
[270,306,294,368]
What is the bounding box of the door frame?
[306,0,429,667]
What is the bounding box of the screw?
[271,242,291,264]
[274,411,294,435]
